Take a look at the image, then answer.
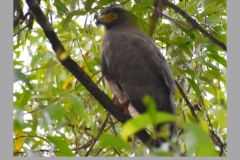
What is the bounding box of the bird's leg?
[113,95,130,114]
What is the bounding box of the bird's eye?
[109,13,117,20]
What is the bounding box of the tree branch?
[14,0,24,29]
[162,0,226,51]
[85,113,110,156]
[25,0,159,149]
[149,0,226,51]
[175,79,227,155]
[148,0,165,37]
[174,80,199,122]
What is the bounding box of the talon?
[113,95,129,114]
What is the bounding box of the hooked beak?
[96,15,108,25]
[96,13,115,25]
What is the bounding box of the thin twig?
[200,97,227,150]
[93,148,104,156]
[163,0,226,51]
[13,25,29,37]
[74,139,95,151]
[13,135,51,146]
[112,146,121,157]
[62,111,79,155]
[175,80,199,122]
[14,149,58,155]
[19,11,31,25]
[84,112,110,156]
[106,116,119,136]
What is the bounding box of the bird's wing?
[101,31,176,115]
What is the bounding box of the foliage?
[13,0,227,157]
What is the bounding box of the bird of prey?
[96,7,176,147]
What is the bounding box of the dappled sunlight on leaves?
[13,0,226,157]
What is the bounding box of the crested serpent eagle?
[96,7,177,147]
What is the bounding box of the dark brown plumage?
[96,7,177,146]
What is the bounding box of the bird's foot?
[113,96,129,114]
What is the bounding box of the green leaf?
[206,42,224,53]
[14,68,33,90]
[212,108,226,129]
[64,93,89,122]
[13,119,22,131]
[46,62,57,83]
[171,38,192,56]
[207,54,227,68]
[122,114,151,141]
[205,15,220,27]
[186,78,201,97]
[204,86,216,96]
[209,97,218,105]
[182,123,218,156]
[143,95,157,114]
[31,53,44,68]
[53,0,69,13]
[122,96,177,141]
[213,33,226,44]
[91,122,98,136]
[98,0,115,8]
[47,136,74,156]
[32,93,55,100]
[131,0,154,12]
[18,88,31,108]
[203,70,226,83]
[61,10,86,28]
[199,76,212,84]
[177,23,195,39]
[85,0,95,10]
[99,134,130,151]
[184,69,198,79]
[177,2,185,9]
[203,1,222,14]
[203,61,223,72]
[42,102,64,122]
[122,112,176,142]
[31,113,38,134]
